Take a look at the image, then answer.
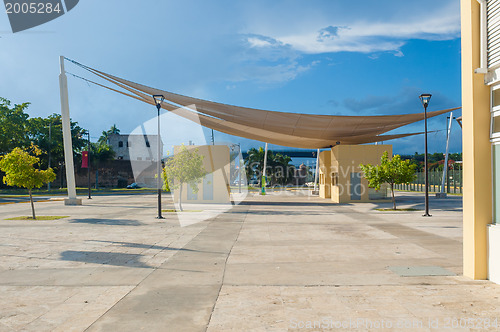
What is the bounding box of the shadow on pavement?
[0,197,50,204]
[239,193,462,213]
[366,196,463,212]
[239,201,335,207]
[69,218,143,226]
[88,240,204,252]
[60,250,152,268]
[229,210,331,215]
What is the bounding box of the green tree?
[400,152,462,172]
[244,147,265,182]
[270,153,294,185]
[0,98,30,154]
[0,99,87,189]
[28,113,87,169]
[89,130,117,172]
[449,152,462,161]
[244,147,295,185]
[162,145,207,211]
[90,142,115,166]
[360,151,416,210]
[0,144,56,219]
[88,128,117,166]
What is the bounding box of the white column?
[439,111,454,196]
[59,56,81,205]
[261,142,268,195]
[313,148,320,193]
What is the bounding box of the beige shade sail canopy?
[67,58,460,149]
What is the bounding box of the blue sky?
[0,0,461,155]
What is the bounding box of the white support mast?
[59,56,81,205]
[313,148,319,194]
[438,111,453,198]
[261,142,268,195]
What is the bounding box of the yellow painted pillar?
[461,0,492,279]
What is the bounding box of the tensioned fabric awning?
[67,58,460,149]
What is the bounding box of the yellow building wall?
[461,0,492,280]
[172,145,230,204]
[331,145,392,203]
[330,153,340,203]
[319,150,331,199]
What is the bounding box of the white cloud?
[247,37,273,48]
[229,59,319,84]
[243,1,460,56]
[237,1,459,83]
[233,34,319,84]
[393,50,404,58]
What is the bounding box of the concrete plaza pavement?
[0,190,499,331]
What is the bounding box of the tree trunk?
[391,183,396,210]
[178,185,183,211]
[29,189,36,220]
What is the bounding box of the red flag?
[81,151,89,168]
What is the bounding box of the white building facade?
[107,133,163,161]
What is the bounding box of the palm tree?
[98,124,120,145]
[244,147,294,185]
[244,147,265,182]
[272,153,294,185]
[90,142,116,166]
[108,124,120,135]
[97,131,108,145]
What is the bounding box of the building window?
[331,172,338,186]
[118,141,123,147]
[137,157,142,161]
[492,111,500,139]
[187,183,198,200]
[146,157,151,161]
[493,88,500,110]
[492,85,500,140]
[203,173,214,200]
[146,141,150,147]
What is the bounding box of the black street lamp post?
[87,130,91,199]
[238,143,241,193]
[79,130,92,199]
[419,93,432,217]
[48,122,52,191]
[153,95,165,219]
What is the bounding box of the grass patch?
[375,208,419,212]
[162,209,202,213]
[5,216,69,220]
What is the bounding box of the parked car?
[126,182,141,189]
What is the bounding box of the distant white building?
[107,133,163,161]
